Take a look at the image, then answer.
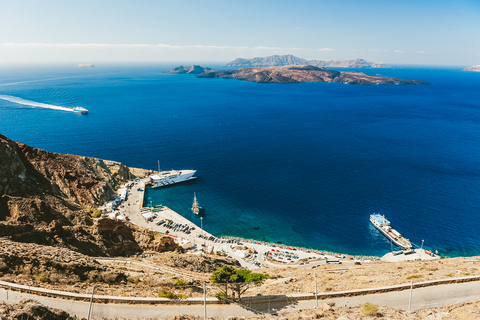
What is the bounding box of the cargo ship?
[370,213,412,250]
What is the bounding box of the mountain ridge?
[225,54,388,68]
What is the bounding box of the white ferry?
[370,213,412,250]
[149,169,197,188]
[73,106,89,114]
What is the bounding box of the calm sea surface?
[1,63,479,257]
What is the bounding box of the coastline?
[117,174,388,264]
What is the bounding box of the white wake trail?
[0,95,75,112]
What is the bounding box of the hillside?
[198,65,429,85]
[225,54,388,68]
[0,134,177,256]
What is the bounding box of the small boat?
[192,192,200,215]
[73,106,88,114]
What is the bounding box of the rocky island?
[197,65,429,85]
[464,65,480,72]
[164,65,212,74]
[225,54,388,68]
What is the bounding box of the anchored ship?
[73,106,88,114]
[149,161,196,188]
[370,213,412,250]
[192,192,200,215]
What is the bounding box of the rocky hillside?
[198,65,429,85]
[225,54,388,68]
[164,65,213,74]
[0,134,177,256]
[0,300,73,320]
[464,65,480,72]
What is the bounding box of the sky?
[0,0,479,66]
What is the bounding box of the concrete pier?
[381,249,440,262]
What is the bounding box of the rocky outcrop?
[92,218,180,256]
[225,54,388,68]
[464,65,480,72]
[164,65,213,74]
[0,238,103,279]
[152,252,241,273]
[0,134,149,206]
[0,300,73,320]
[198,65,429,85]
[0,134,177,257]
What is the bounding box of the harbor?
[100,172,440,270]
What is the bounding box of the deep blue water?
[1,63,480,257]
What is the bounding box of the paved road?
[2,281,480,319]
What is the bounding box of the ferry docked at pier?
[72,106,88,114]
[370,213,412,250]
[149,169,197,188]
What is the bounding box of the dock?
[116,177,215,246]
[381,249,440,262]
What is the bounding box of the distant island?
[197,65,429,85]
[225,54,388,68]
[464,65,480,72]
[164,65,212,74]
[78,63,94,68]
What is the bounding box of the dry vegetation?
[246,257,480,296]
[5,298,480,320]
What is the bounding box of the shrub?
[406,275,422,279]
[215,292,226,300]
[87,270,99,282]
[91,210,102,218]
[158,290,185,299]
[173,278,187,289]
[445,273,454,277]
[127,276,140,285]
[35,272,50,283]
[361,302,378,316]
[100,271,124,284]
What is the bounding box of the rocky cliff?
[225,54,388,68]
[464,65,480,72]
[164,65,213,74]
[0,134,178,257]
[198,65,429,85]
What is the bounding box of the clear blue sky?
[1,0,479,66]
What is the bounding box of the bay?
[1,63,479,257]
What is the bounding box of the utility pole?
[203,282,207,320]
[408,280,413,311]
[87,286,95,320]
[315,273,318,309]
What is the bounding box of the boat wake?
[0,94,75,113]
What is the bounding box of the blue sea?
[1,63,479,257]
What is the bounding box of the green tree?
[210,266,269,302]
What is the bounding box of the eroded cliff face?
[92,218,180,256]
[0,134,176,256]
